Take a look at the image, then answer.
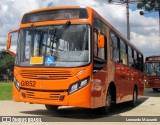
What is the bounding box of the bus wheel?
[45,104,58,111]
[97,87,112,114]
[131,87,138,107]
[153,88,159,92]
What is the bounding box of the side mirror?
[7,35,11,50]
[6,29,19,57]
[98,33,105,48]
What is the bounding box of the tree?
[0,50,15,81]
[137,0,160,12]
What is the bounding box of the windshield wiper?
[51,20,71,43]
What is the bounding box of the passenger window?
[138,54,144,71]
[110,32,120,62]
[94,30,98,57]
[94,29,106,60]
[128,46,134,67]
[133,50,139,70]
[120,39,128,65]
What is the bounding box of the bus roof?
[146,55,160,58]
[145,55,160,62]
[21,6,143,55]
[25,6,88,14]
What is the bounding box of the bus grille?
[26,91,60,100]
[20,70,72,80]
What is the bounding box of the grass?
[0,82,12,100]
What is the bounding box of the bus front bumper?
[13,83,91,108]
[145,81,160,88]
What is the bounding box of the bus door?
[92,30,107,108]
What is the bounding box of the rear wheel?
[45,105,58,111]
[131,87,138,107]
[153,88,159,92]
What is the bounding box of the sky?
[0,0,160,57]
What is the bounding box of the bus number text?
[21,81,36,87]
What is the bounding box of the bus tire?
[153,88,159,92]
[131,87,138,107]
[97,87,112,114]
[45,104,58,111]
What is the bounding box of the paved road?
[0,88,160,124]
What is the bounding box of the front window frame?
[145,62,160,77]
[15,24,92,68]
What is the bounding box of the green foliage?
[0,82,12,100]
[137,0,160,12]
[0,50,15,75]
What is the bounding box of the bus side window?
[120,39,128,65]
[133,50,139,70]
[138,53,143,72]
[94,30,98,57]
[110,32,120,62]
[128,46,134,67]
[94,29,106,60]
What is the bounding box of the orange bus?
[6,6,144,114]
[145,55,160,92]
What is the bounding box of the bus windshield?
[145,62,160,76]
[16,24,91,67]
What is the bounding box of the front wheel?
[45,104,58,111]
[96,87,112,114]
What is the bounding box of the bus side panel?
[127,69,144,101]
[91,67,108,108]
[107,61,127,104]
[138,72,145,98]
[113,62,121,104]
[113,62,129,103]
[127,67,135,100]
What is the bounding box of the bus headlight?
[68,77,89,94]
[69,83,79,94]
[79,78,88,88]
[14,78,20,91]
